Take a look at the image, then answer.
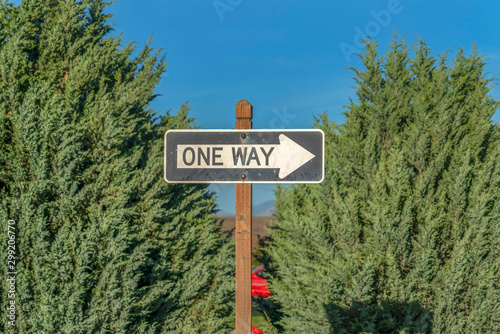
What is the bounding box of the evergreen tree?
[0,1,234,333]
[262,38,500,333]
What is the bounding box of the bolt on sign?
[164,129,324,183]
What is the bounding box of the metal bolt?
[241,174,246,180]
[240,133,247,139]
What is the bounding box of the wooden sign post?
[163,99,324,333]
[235,100,253,333]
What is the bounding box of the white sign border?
[164,129,325,184]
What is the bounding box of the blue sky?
[106,0,500,215]
[16,0,500,214]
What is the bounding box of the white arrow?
[271,134,316,178]
[176,134,315,179]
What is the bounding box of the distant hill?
[217,199,275,217]
[253,200,275,217]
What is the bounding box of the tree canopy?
[263,38,500,333]
[0,1,234,333]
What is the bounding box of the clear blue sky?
[17,0,500,214]
[111,0,500,215]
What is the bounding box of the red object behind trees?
[251,266,271,297]
[252,325,264,334]
[245,266,270,333]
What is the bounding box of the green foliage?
[0,1,234,333]
[262,37,500,333]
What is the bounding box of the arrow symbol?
[176,135,315,179]
[271,134,316,178]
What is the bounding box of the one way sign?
[164,129,324,183]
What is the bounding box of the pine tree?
[262,38,500,333]
[0,1,234,333]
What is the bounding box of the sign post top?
[235,99,252,119]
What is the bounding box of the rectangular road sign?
[164,129,324,183]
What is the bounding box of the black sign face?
[164,129,324,183]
